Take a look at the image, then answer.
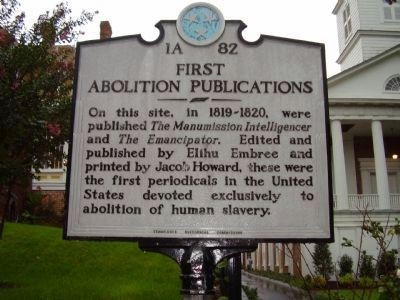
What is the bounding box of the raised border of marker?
[64,3,333,243]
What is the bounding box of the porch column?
[272,243,278,272]
[268,243,273,271]
[257,243,263,270]
[292,243,302,277]
[331,119,349,209]
[371,120,390,209]
[262,243,268,271]
[250,250,257,270]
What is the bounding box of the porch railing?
[332,194,400,210]
[391,194,400,209]
[348,194,379,209]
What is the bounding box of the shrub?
[377,250,397,277]
[359,251,375,279]
[214,259,228,297]
[20,192,62,226]
[359,276,374,288]
[302,274,313,289]
[338,254,353,276]
[20,192,43,224]
[242,286,258,300]
[338,273,354,288]
[312,275,327,288]
[313,243,334,280]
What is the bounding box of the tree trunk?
[0,178,15,239]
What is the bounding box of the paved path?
[242,272,309,300]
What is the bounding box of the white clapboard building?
[244,0,400,276]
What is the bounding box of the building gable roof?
[328,44,400,103]
[328,44,400,86]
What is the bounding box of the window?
[343,3,352,40]
[384,75,400,92]
[383,0,400,21]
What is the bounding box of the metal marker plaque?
[65,3,333,241]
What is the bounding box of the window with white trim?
[383,0,400,21]
[385,75,400,92]
[343,3,352,40]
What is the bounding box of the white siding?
[336,11,346,53]
[340,39,364,70]
[330,54,400,100]
[352,0,361,32]
[335,0,400,70]
[362,36,400,61]
[359,0,381,29]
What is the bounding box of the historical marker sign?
[65,3,333,241]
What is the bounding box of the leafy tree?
[0,0,96,238]
[313,243,334,280]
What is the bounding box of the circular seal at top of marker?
[177,2,225,46]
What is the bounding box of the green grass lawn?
[315,289,380,300]
[0,222,181,299]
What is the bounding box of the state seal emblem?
[177,3,225,46]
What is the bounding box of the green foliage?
[303,274,313,289]
[338,273,354,288]
[359,251,375,278]
[214,258,229,297]
[377,274,400,300]
[338,254,353,277]
[0,222,181,299]
[0,0,96,238]
[342,215,400,299]
[20,192,62,226]
[359,276,374,288]
[0,0,96,186]
[312,275,327,288]
[315,289,380,300]
[313,243,334,280]
[242,285,258,300]
[376,250,397,277]
[314,293,330,300]
[20,191,43,224]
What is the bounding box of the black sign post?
[139,239,256,298]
